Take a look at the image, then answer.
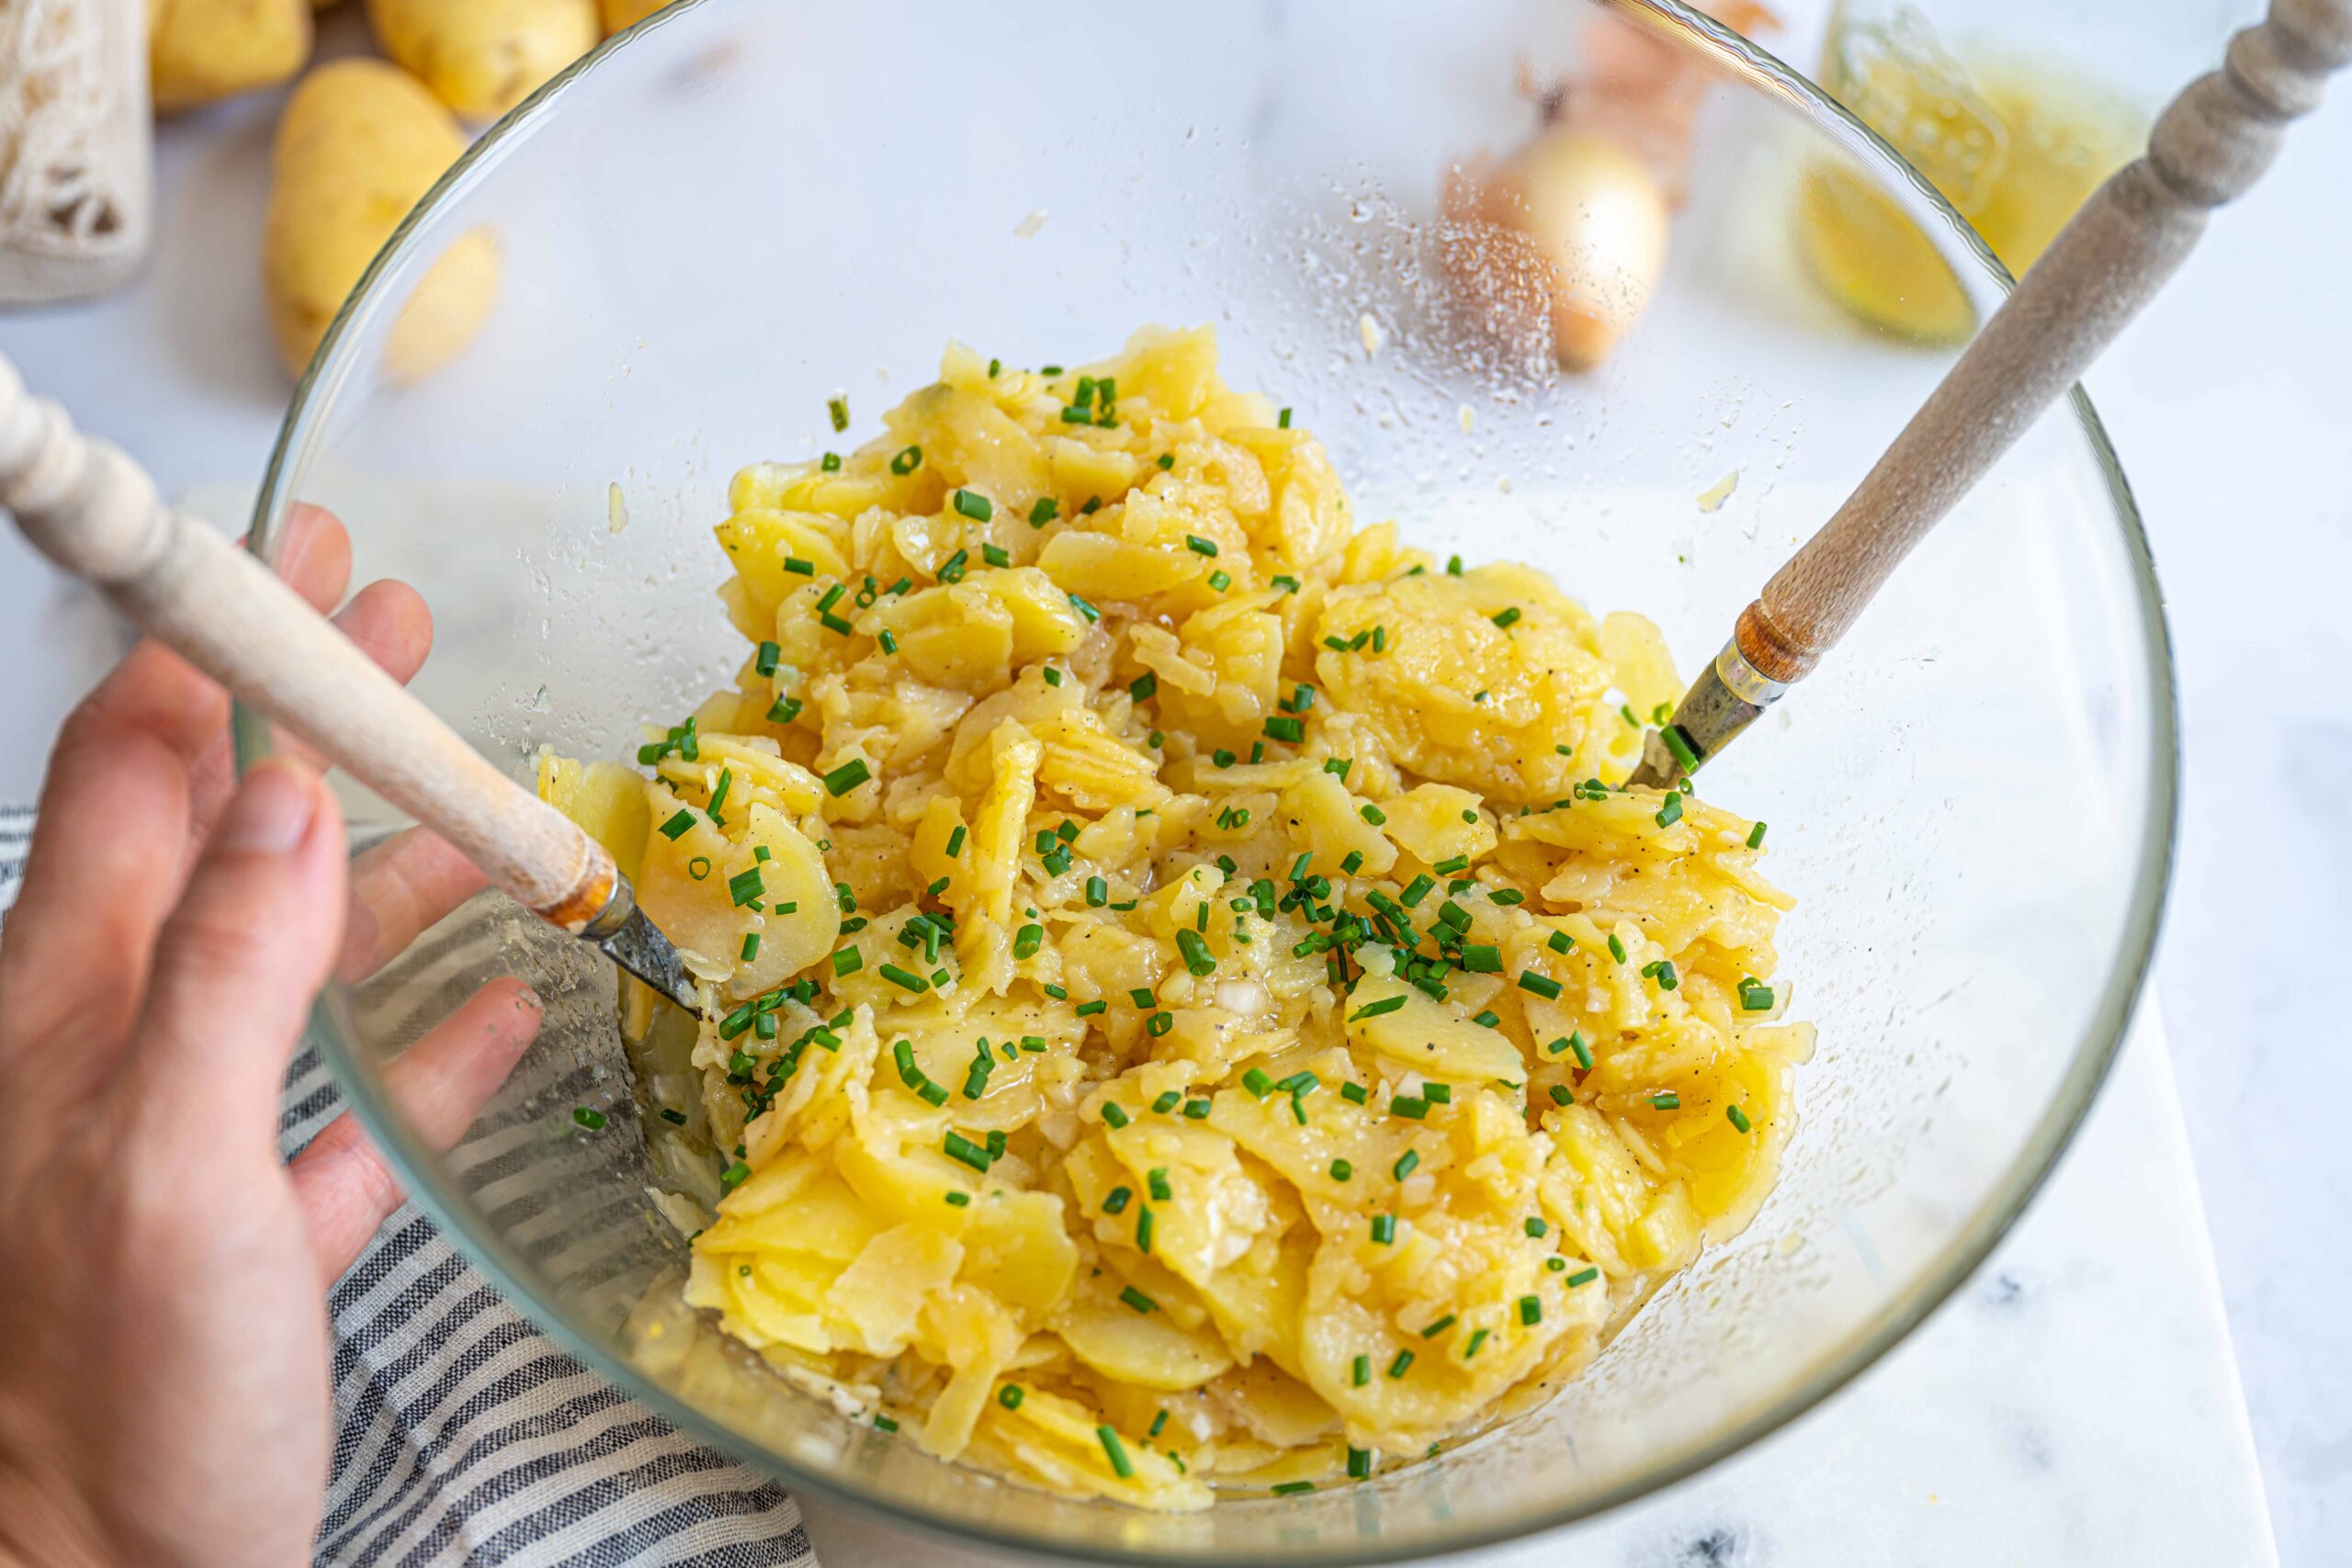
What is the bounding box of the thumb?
[128,760,348,1151]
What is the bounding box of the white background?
[0,6,2346,1562]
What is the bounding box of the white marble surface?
[3,8,2346,1563]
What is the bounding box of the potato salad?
[540,327,1810,1509]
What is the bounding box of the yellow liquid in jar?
[1797,14,2143,344]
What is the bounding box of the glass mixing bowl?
[242,0,2176,1559]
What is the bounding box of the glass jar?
[1798,0,2244,341]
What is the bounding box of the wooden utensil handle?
[0,354,621,932]
[1736,0,2352,685]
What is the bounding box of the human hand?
[0,509,543,1568]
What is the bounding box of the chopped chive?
[1747,820,1768,849]
[878,964,928,993]
[1184,534,1218,557]
[1118,1286,1157,1314]
[823,758,871,796]
[1263,716,1305,744]
[1491,606,1521,630]
[1102,1185,1132,1213]
[739,932,762,964]
[1330,1158,1353,1180]
[1176,929,1216,976]
[1566,1266,1600,1287]
[1392,1149,1419,1180]
[1207,570,1231,592]
[1351,1354,1371,1386]
[1525,1216,1549,1237]
[1656,791,1684,829]
[952,488,993,522]
[1548,1085,1574,1106]
[720,1159,751,1190]
[1075,999,1107,1017]
[999,1384,1023,1409]
[1348,996,1407,1022]
[1419,1314,1456,1339]
[686,856,711,880]
[766,695,803,725]
[1098,1426,1136,1478]
[1518,970,1563,999]
[1149,1410,1169,1438]
[1242,1067,1273,1099]
[1028,496,1060,527]
[889,445,922,475]
[1661,725,1701,771]
[1649,1091,1681,1110]
[783,557,815,577]
[1518,1294,1543,1325]
[1461,945,1502,974]
[1423,1083,1452,1104]
[1370,1213,1396,1244]
[1152,1090,1182,1115]
[1340,1083,1368,1105]
[1041,666,1063,688]
[944,1190,971,1207]
[820,452,842,472]
[831,947,863,976]
[1739,978,1775,1011]
[1607,933,1628,964]
[658,808,695,841]
[727,867,764,908]
[1549,931,1574,954]
[827,394,850,431]
[1464,1327,1490,1359]
[1358,803,1387,825]
[1391,1096,1428,1120]
[1085,875,1108,907]
[1182,1098,1211,1119]
[571,1105,606,1130]
[1102,1104,1130,1129]
[1347,1447,1371,1479]
[1726,1104,1754,1133]
[944,1132,991,1171]
[1272,1481,1314,1495]
[1136,1206,1155,1253]
[1400,874,1436,907]
[1387,1350,1415,1378]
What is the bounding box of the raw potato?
[367,0,600,121]
[262,60,502,379]
[149,0,312,111]
[600,0,669,31]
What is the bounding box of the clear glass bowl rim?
[238,1,2181,1558]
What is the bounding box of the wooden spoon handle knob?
[0,352,622,932]
[1739,0,2352,685]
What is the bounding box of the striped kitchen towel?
[0,811,818,1568]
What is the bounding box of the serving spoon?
[0,352,702,1013]
[1628,0,2352,788]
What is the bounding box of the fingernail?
[218,761,318,852]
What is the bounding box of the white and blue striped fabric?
[0,807,818,1568]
